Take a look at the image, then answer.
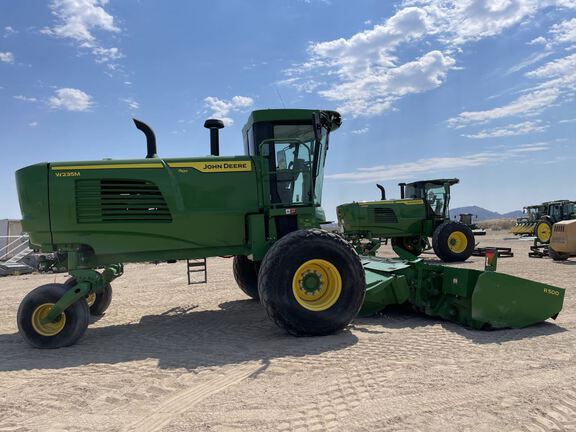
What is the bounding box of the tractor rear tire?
[233,256,260,301]
[258,229,365,336]
[432,221,474,262]
[391,236,425,257]
[65,278,113,316]
[535,220,553,244]
[549,248,570,261]
[17,283,90,349]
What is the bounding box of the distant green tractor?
[511,204,544,236]
[533,200,576,244]
[337,179,475,262]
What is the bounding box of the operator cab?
[242,109,341,208]
[399,178,459,220]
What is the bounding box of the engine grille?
[372,207,398,224]
[76,179,172,223]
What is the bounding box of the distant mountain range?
[449,206,522,221]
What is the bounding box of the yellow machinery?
[549,220,576,261]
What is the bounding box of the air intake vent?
[373,207,398,224]
[554,224,565,232]
[76,179,172,223]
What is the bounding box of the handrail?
[0,234,29,261]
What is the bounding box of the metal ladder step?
[187,258,207,285]
[4,247,33,265]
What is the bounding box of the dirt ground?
[0,231,574,432]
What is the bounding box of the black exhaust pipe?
[133,118,157,159]
[376,184,386,200]
[204,119,225,156]
[398,182,406,199]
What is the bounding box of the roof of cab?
[242,109,341,134]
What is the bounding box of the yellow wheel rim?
[31,303,66,337]
[292,259,342,312]
[447,231,468,254]
[86,292,96,307]
[537,223,551,242]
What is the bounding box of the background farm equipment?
[530,219,576,260]
[337,179,476,262]
[511,204,544,236]
[13,109,566,349]
[458,213,486,236]
[513,201,576,243]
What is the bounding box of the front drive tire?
[391,236,425,257]
[535,220,553,244]
[432,221,475,262]
[232,255,260,300]
[17,283,90,349]
[258,229,366,336]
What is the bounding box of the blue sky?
[1,0,575,220]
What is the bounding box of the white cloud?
[91,46,123,63]
[327,143,549,183]
[351,127,369,134]
[13,95,38,102]
[309,7,433,77]
[506,51,553,75]
[549,17,576,46]
[4,26,16,37]
[323,50,455,116]
[559,117,576,123]
[29,121,38,127]
[122,98,139,110]
[463,121,548,139]
[43,0,118,42]
[283,0,576,117]
[525,52,576,79]
[204,96,254,126]
[447,86,563,128]
[49,88,93,111]
[0,52,15,63]
[408,0,542,45]
[42,0,121,65]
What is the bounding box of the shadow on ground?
[0,299,359,372]
[355,306,567,344]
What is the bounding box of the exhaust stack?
[376,184,386,200]
[133,118,157,159]
[204,119,225,156]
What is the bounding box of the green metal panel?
[471,272,565,328]
[15,163,53,250]
[337,200,426,238]
[45,156,260,265]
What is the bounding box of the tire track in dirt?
[523,388,576,432]
[123,362,262,432]
[337,366,576,431]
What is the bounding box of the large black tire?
[65,278,113,315]
[549,247,570,261]
[232,256,260,301]
[258,229,365,336]
[17,283,90,349]
[535,219,553,244]
[432,221,475,262]
[391,236,425,257]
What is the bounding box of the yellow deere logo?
[168,161,252,173]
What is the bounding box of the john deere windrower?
[337,179,476,262]
[15,109,565,348]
